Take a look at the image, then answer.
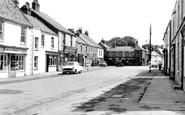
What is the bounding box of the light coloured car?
[62,61,83,74]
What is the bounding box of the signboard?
[5,48,27,54]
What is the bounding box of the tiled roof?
[76,36,87,45]
[25,14,56,35]
[107,46,134,52]
[84,35,102,48]
[79,34,94,46]
[0,0,32,26]
[32,10,74,36]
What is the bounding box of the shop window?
[51,37,54,48]
[35,37,39,50]
[34,56,38,69]
[0,22,3,41]
[41,34,45,47]
[21,27,26,44]
[10,55,24,71]
[49,55,57,66]
[0,54,8,71]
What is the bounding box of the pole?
[149,24,152,72]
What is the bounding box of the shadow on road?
[72,69,185,114]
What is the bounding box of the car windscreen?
[65,62,74,66]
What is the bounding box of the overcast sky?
[19,0,176,46]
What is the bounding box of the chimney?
[13,0,19,7]
[84,30,89,36]
[21,2,31,15]
[32,0,40,11]
[78,28,82,34]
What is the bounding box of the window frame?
[21,27,26,45]
[41,34,45,47]
[34,56,38,70]
[34,37,39,50]
[0,22,4,41]
[51,37,54,49]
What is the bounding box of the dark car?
[115,60,124,67]
[100,61,107,67]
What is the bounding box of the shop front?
[0,45,28,78]
[63,46,77,63]
[45,51,59,72]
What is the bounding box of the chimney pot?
[13,0,19,7]
[32,0,40,11]
[85,30,89,36]
[79,28,82,34]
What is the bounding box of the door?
[45,55,49,72]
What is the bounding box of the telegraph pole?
[149,24,152,72]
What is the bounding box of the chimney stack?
[21,2,31,15]
[84,30,89,36]
[78,28,82,34]
[13,0,19,7]
[32,0,40,11]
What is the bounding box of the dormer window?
[21,27,26,44]
[0,22,3,41]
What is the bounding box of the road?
[0,66,148,115]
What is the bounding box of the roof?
[84,35,102,48]
[76,36,87,45]
[25,14,56,35]
[107,46,135,52]
[79,34,95,46]
[0,0,32,27]
[134,44,142,50]
[32,9,74,36]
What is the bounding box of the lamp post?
[149,24,152,72]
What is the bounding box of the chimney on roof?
[68,28,75,34]
[21,2,31,15]
[78,28,82,34]
[32,0,40,11]
[13,0,19,7]
[84,30,89,36]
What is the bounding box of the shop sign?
[0,47,4,52]
[5,48,27,54]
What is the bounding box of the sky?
[19,0,176,46]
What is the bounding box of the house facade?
[21,2,59,74]
[29,0,77,68]
[0,0,33,78]
[163,0,185,90]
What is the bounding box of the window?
[0,22,3,41]
[86,46,87,52]
[41,34,45,47]
[10,55,24,70]
[35,37,39,49]
[51,37,54,48]
[21,27,26,44]
[63,34,66,45]
[49,55,57,66]
[34,56,38,69]
[70,36,72,46]
[81,45,82,52]
[0,54,8,71]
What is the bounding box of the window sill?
[34,49,39,51]
[49,65,56,67]
[20,42,26,46]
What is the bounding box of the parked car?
[115,60,124,67]
[100,61,107,67]
[62,61,83,74]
